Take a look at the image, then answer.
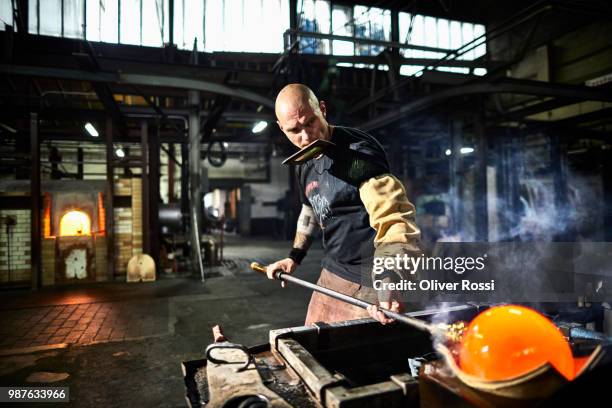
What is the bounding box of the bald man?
[267,84,422,325]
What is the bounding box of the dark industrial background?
[0,0,611,406]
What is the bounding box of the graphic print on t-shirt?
[295,126,391,284]
[304,180,332,228]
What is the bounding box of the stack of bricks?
[114,178,133,276]
[131,178,143,256]
[111,177,146,277]
[94,234,107,282]
[114,178,132,196]
[113,207,133,275]
[0,209,31,283]
[41,238,55,286]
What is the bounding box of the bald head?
[275,84,330,148]
[275,84,319,118]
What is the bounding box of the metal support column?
[168,0,174,46]
[181,141,189,236]
[105,117,115,281]
[289,0,298,50]
[168,143,175,200]
[148,122,161,272]
[188,90,205,281]
[30,113,41,289]
[141,120,150,255]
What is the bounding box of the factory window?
[39,0,62,37]
[399,12,486,76]
[331,5,353,56]
[119,0,170,46]
[29,0,170,46]
[63,0,84,39]
[353,5,391,56]
[27,0,85,39]
[173,0,204,51]
[203,0,290,53]
[120,0,141,45]
[301,3,391,56]
[85,0,119,43]
[0,0,14,31]
[298,0,331,54]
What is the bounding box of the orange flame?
[42,193,52,237]
[97,192,106,234]
[59,210,91,236]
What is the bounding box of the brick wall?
[0,209,31,282]
[115,178,132,196]
[112,178,143,277]
[113,207,133,275]
[131,178,143,256]
[94,234,107,282]
[41,238,55,286]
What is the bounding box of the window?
[298,0,331,54]
[353,5,391,56]
[174,0,204,51]
[63,0,84,39]
[22,0,486,62]
[141,0,169,47]
[331,5,353,56]
[203,0,289,53]
[399,12,486,76]
[120,0,141,45]
[39,0,62,37]
[117,0,169,46]
[28,0,290,52]
[298,3,392,57]
[0,0,13,31]
[86,0,119,43]
[29,0,170,46]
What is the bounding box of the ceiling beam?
[0,64,275,109]
[359,77,612,131]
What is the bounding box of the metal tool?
[250,262,466,342]
[205,342,254,372]
[282,139,337,165]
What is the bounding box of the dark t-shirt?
[296,126,389,283]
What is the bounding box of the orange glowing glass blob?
[459,305,574,381]
[59,210,91,236]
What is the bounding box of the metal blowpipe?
[250,262,466,342]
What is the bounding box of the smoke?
[420,137,607,312]
[436,143,604,244]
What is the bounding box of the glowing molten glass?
[459,305,574,381]
[59,210,91,236]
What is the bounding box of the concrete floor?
[0,237,323,407]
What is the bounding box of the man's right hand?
[266,258,297,288]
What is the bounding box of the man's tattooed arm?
[294,204,319,249]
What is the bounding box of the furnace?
[40,181,108,285]
[184,305,612,408]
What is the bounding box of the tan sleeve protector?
[359,174,421,246]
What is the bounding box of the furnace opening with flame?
[59,210,91,237]
[39,182,109,284]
